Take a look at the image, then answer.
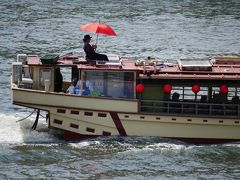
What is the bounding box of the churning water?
[0,0,240,179]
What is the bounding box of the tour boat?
[11,54,240,144]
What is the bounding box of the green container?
[40,54,59,64]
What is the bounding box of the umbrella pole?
[96,19,100,45]
[96,34,98,45]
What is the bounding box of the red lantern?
[192,84,200,94]
[219,85,228,94]
[163,84,172,93]
[136,84,144,93]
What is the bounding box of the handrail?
[140,99,240,117]
[17,54,27,62]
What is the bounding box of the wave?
[0,112,58,144]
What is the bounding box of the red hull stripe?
[110,112,127,136]
[64,130,98,141]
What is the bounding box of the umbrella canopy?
[80,23,117,36]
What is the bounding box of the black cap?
[83,34,92,40]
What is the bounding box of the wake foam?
[0,112,58,144]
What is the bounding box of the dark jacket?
[84,43,96,60]
[83,42,108,61]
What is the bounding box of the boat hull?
[62,130,240,144]
[50,110,240,144]
[12,87,240,144]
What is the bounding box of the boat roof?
[26,55,240,80]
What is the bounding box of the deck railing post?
[237,105,240,117]
[209,104,212,115]
[167,102,170,113]
[153,101,155,113]
[195,104,198,115]
[223,104,226,116]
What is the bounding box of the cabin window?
[23,66,33,79]
[17,65,34,89]
[61,67,72,82]
[59,67,79,93]
[140,79,240,117]
[83,71,134,99]
[83,71,104,96]
[106,72,133,98]
[54,67,135,98]
[171,86,208,101]
[39,68,52,87]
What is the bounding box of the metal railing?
[141,100,240,117]
[18,82,33,89]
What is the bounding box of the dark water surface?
[0,0,240,179]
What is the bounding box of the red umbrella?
[80,22,117,44]
[80,22,117,36]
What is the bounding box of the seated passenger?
[212,93,224,115]
[227,96,240,115]
[66,82,75,94]
[75,79,82,89]
[75,78,94,96]
[76,72,94,92]
[85,80,94,92]
[213,93,221,103]
[83,35,109,62]
[172,92,180,101]
[171,92,181,113]
[200,95,208,103]
[198,95,209,114]
[82,87,90,96]
[72,77,78,87]
[231,96,240,104]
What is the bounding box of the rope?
[31,109,40,130]
[39,113,45,118]
[15,109,36,123]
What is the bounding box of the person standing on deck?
[54,67,63,92]
[83,35,109,61]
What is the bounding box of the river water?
[0,0,240,179]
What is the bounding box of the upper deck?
[26,55,240,80]
[12,54,240,118]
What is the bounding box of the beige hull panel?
[122,119,240,139]
[48,110,240,140]
[12,88,138,113]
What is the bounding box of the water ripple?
[1,0,240,179]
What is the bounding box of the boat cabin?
[12,54,240,118]
[13,54,137,98]
[139,58,240,117]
